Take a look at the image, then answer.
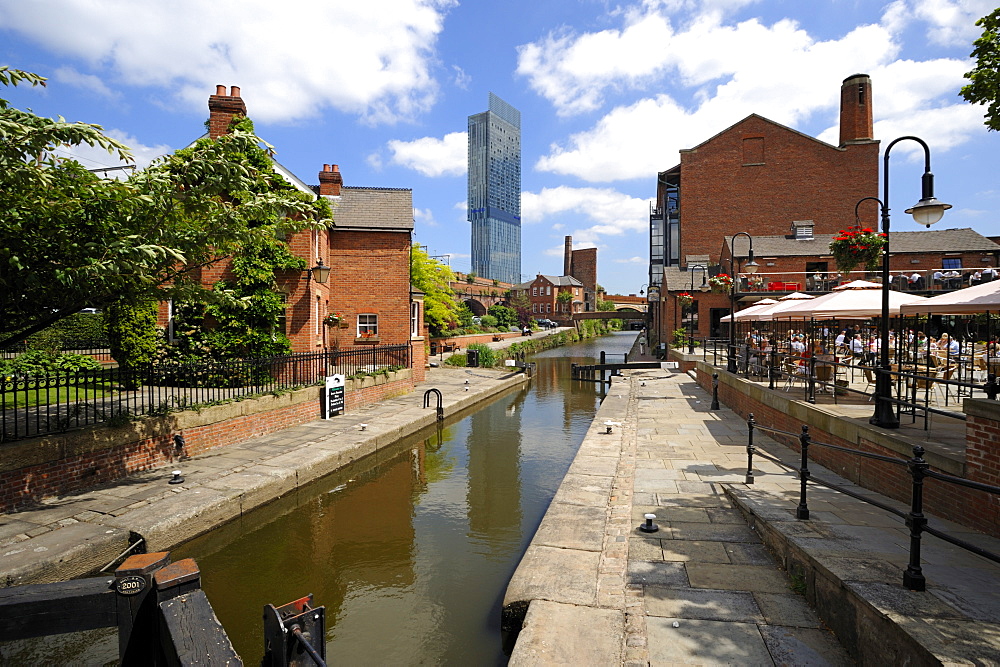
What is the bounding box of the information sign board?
[322,375,345,419]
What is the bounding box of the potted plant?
[708,273,733,294]
[829,225,886,274]
[323,312,343,327]
[677,292,694,308]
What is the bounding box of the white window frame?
[358,314,378,337]
[410,302,420,337]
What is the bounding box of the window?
[532,286,537,296]
[277,294,288,336]
[316,296,322,335]
[532,303,537,313]
[547,303,551,313]
[410,302,420,337]
[942,258,962,270]
[546,285,551,296]
[358,314,378,337]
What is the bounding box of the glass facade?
[469,93,521,285]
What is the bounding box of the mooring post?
[796,425,810,520]
[769,343,777,390]
[115,551,170,664]
[711,372,720,410]
[600,351,606,385]
[903,445,929,591]
[745,414,755,484]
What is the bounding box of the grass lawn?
[0,382,115,409]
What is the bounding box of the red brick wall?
[677,115,879,264]
[570,247,598,297]
[327,230,411,349]
[697,368,1000,538]
[0,376,413,512]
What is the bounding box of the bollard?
[903,445,929,591]
[745,414,756,484]
[711,373,720,410]
[987,374,999,401]
[638,513,659,533]
[796,425,810,520]
[769,345,777,390]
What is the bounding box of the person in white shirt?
[939,333,960,356]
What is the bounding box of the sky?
[2,0,998,297]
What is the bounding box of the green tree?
[487,304,517,328]
[508,291,533,326]
[961,8,1000,131]
[105,299,159,387]
[596,296,617,311]
[0,68,329,350]
[410,244,458,336]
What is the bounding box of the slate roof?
[325,186,414,231]
[512,275,584,290]
[726,228,999,258]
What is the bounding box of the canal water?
[172,331,637,664]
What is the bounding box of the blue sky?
[2,0,997,296]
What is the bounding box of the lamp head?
[744,259,760,274]
[699,281,710,292]
[905,197,951,228]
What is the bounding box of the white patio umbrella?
[752,292,815,322]
[719,298,778,322]
[776,280,928,319]
[899,279,1000,315]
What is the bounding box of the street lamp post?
[863,136,951,429]
[688,265,710,354]
[648,285,660,353]
[727,233,759,373]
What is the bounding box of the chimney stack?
[207,85,247,139]
[318,164,343,196]
[839,74,873,146]
[564,236,573,277]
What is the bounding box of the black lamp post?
[688,265,710,354]
[727,233,759,373]
[863,136,951,429]
[648,285,660,351]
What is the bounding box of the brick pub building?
[647,74,1000,348]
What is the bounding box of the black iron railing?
[745,415,1000,591]
[1,345,410,442]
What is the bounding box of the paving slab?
[507,599,623,666]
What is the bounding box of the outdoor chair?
[782,360,808,391]
[861,366,876,400]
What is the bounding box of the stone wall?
[695,363,1000,538]
[0,370,412,512]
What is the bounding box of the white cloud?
[386,131,467,177]
[52,129,173,175]
[413,207,439,227]
[522,186,649,247]
[524,2,976,182]
[912,0,995,47]
[53,66,118,99]
[0,0,452,123]
[452,65,471,89]
[615,256,647,263]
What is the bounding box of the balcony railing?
[722,268,997,295]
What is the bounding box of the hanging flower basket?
[677,292,694,308]
[829,226,886,274]
[324,313,345,327]
[708,273,733,294]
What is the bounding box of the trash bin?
[466,349,480,368]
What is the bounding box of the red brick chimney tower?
[207,85,247,139]
[839,74,873,146]
[564,235,573,276]
[318,164,343,196]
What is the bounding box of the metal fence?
[1,342,115,362]
[745,415,1000,592]
[0,344,410,442]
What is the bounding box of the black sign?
[115,575,146,596]
[322,375,345,419]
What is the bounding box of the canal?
[172,330,637,664]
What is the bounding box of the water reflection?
[173,331,636,664]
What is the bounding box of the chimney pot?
[215,84,225,95]
[332,165,339,172]
[230,86,240,97]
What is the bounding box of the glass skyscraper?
[468,93,521,285]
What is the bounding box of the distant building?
[563,236,598,311]
[512,274,585,323]
[468,93,521,285]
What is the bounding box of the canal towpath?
[0,364,533,587]
[504,353,1000,664]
